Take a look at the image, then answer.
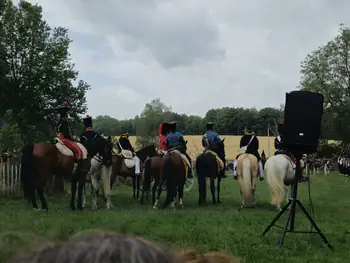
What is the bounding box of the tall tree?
[300,25,350,141]
[0,0,90,140]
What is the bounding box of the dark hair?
[6,232,182,263]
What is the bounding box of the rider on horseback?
[158,121,169,155]
[117,132,141,177]
[80,115,104,143]
[202,122,225,170]
[56,101,87,166]
[233,126,264,181]
[165,121,193,179]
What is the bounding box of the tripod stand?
[261,153,333,250]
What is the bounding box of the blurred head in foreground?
[5,231,240,263]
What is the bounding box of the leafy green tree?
[135,99,171,148]
[1,0,90,141]
[300,25,350,141]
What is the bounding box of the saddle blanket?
[55,138,88,159]
[119,149,136,168]
[205,150,224,171]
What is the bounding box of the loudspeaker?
[283,90,324,154]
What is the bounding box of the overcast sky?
[26,0,350,119]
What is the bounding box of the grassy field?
[0,172,349,263]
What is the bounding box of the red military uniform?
[158,122,169,151]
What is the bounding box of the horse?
[20,137,112,211]
[153,148,189,209]
[195,139,226,205]
[110,144,158,200]
[237,153,258,208]
[83,137,114,210]
[264,154,305,211]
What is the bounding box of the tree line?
[0,0,349,153]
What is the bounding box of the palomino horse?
[196,139,226,205]
[264,154,305,211]
[110,144,158,200]
[83,137,114,210]
[237,153,258,208]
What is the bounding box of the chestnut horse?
[20,137,112,211]
[196,139,226,205]
[110,144,158,200]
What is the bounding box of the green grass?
[1,172,350,263]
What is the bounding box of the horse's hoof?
[217,200,221,204]
[70,205,76,211]
[153,206,158,210]
[33,208,40,212]
[77,207,84,211]
[41,209,48,212]
[212,200,217,204]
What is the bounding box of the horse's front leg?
[210,178,216,204]
[132,175,137,200]
[136,173,141,200]
[77,177,86,211]
[70,177,77,211]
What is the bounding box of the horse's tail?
[242,157,253,207]
[163,153,178,208]
[265,157,285,206]
[20,143,34,202]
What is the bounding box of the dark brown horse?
[142,149,187,209]
[20,137,112,211]
[196,139,226,205]
[110,144,158,200]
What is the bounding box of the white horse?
[265,154,305,211]
[83,153,113,210]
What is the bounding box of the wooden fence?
[0,159,22,197]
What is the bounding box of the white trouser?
[133,155,141,174]
[233,159,264,178]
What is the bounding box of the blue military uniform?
[202,122,221,150]
[233,126,264,181]
[166,121,193,178]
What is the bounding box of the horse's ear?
[222,138,225,142]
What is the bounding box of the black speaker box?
[283,91,324,154]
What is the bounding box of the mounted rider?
[233,126,264,181]
[117,132,141,177]
[158,121,170,155]
[202,122,225,170]
[55,101,87,165]
[165,121,193,178]
[80,114,104,143]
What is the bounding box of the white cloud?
[25,0,350,119]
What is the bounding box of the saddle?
[168,149,191,168]
[120,149,136,168]
[204,150,224,171]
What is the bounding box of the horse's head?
[136,144,158,162]
[213,138,226,158]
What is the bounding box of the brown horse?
[146,149,187,209]
[20,137,111,211]
[110,144,158,200]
